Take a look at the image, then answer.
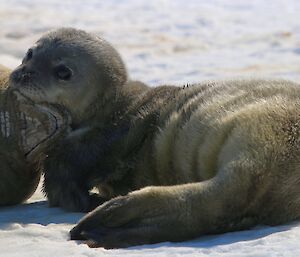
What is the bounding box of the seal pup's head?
[9,28,127,121]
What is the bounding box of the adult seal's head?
[9,28,128,122]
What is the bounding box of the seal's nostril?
[9,63,36,86]
[21,72,32,82]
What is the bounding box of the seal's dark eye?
[22,49,33,64]
[54,65,73,81]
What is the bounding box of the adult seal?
[0,65,70,206]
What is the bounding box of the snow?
[0,0,300,256]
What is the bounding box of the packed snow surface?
[0,0,300,256]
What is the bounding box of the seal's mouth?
[24,103,69,158]
[11,90,71,159]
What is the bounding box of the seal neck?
[70,81,149,129]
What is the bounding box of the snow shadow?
[0,201,83,228]
[0,200,297,250]
[128,223,296,250]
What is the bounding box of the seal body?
[0,65,70,206]
[69,79,300,248]
[10,28,300,248]
[0,65,40,205]
[0,66,34,205]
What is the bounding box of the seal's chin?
[11,90,71,160]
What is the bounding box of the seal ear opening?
[54,64,73,81]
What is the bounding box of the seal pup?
[12,28,300,249]
[0,65,70,205]
[9,28,148,211]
